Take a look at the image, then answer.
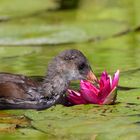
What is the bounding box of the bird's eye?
[78,63,86,70]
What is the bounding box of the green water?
[0,0,140,140]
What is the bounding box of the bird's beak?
[86,70,98,83]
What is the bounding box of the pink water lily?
[67,70,120,105]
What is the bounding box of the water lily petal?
[112,70,120,89]
[67,89,87,104]
[108,75,112,88]
[98,79,112,103]
[101,87,117,105]
[99,71,110,89]
[80,80,99,94]
[80,89,99,104]
[80,80,99,103]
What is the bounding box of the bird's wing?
[0,73,43,106]
[0,73,62,110]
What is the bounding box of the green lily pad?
[0,0,136,46]
[0,0,52,18]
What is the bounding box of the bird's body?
[0,49,97,110]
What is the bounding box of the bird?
[0,49,97,110]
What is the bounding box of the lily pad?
[0,0,136,46]
[0,0,52,18]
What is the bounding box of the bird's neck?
[42,73,69,98]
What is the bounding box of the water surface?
[0,0,140,139]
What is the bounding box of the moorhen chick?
[0,49,97,110]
